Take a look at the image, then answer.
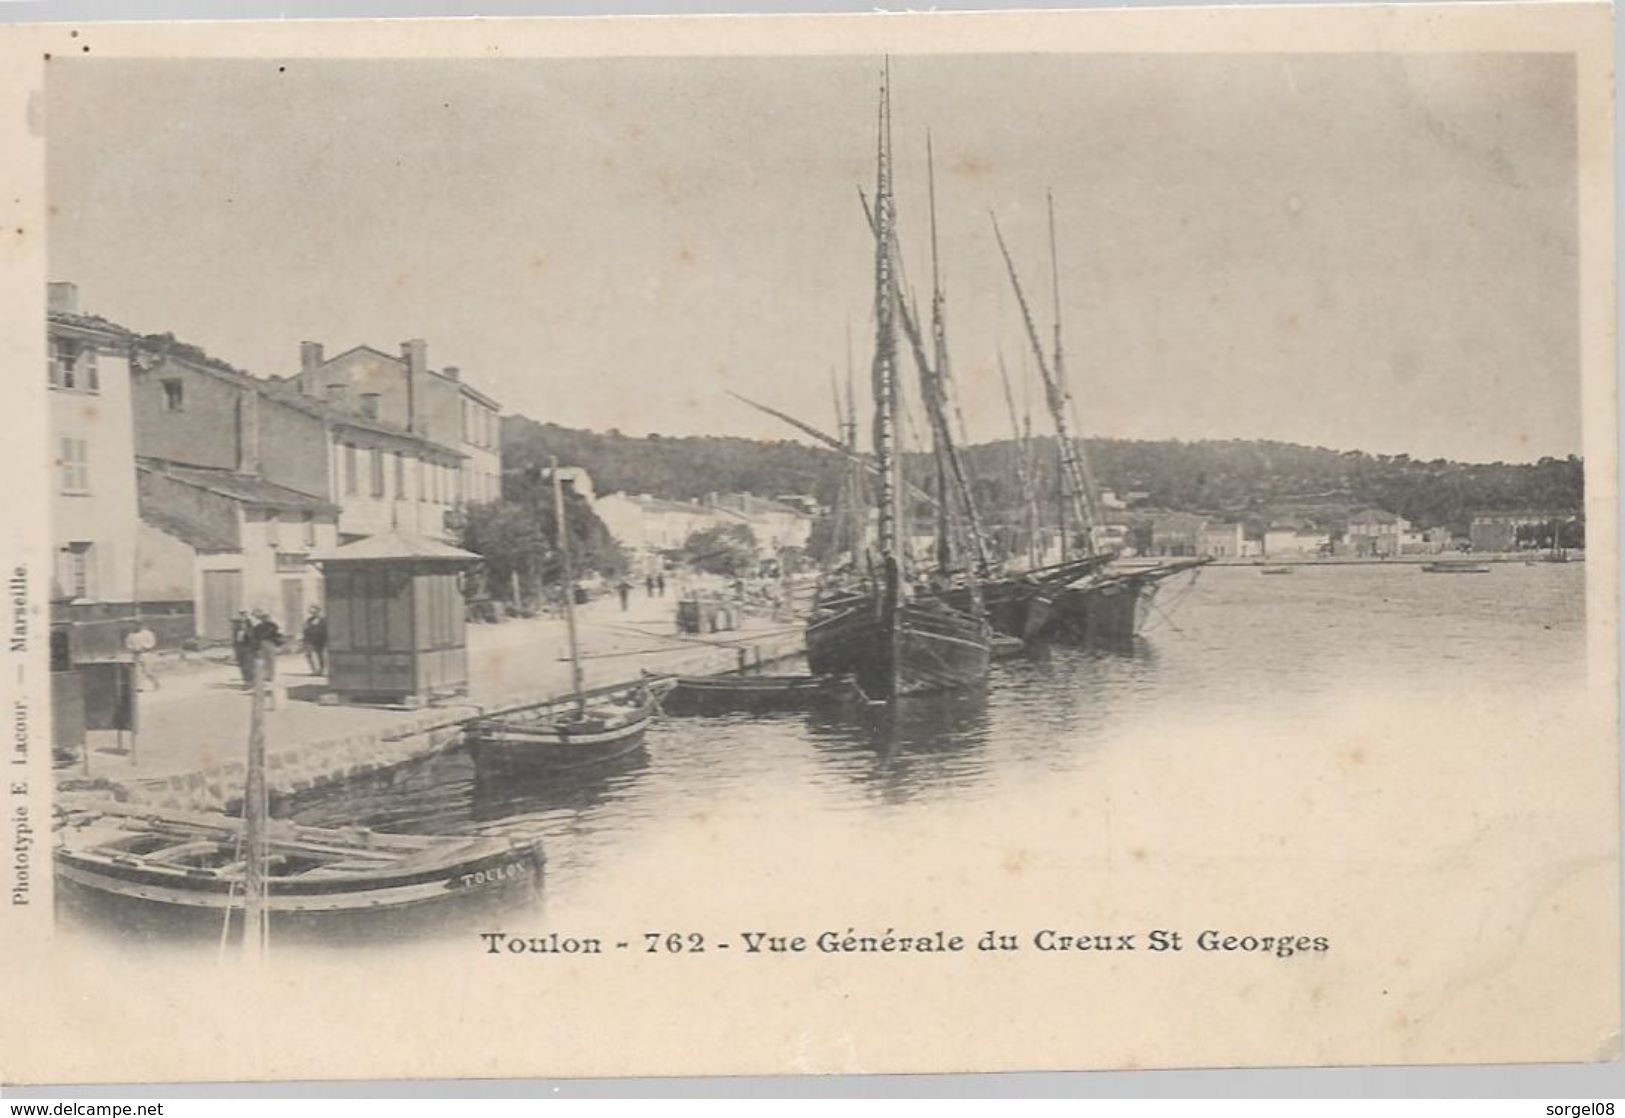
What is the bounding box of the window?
[48,337,71,388]
[370,448,385,498]
[325,384,348,406]
[302,512,316,548]
[343,443,358,495]
[80,348,99,392]
[57,542,93,600]
[359,393,380,420]
[161,379,184,411]
[266,514,281,549]
[59,438,89,493]
[461,399,471,443]
[394,451,405,497]
[415,457,425,503]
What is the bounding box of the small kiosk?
[315,532,480,706]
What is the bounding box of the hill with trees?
[501,415,1584,539]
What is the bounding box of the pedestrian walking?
[231,611,256,687]
[656,571,666,597]
[249,608,286,708]
[301,604,328,675]
[124,623,159,691]
[616,578,632,611]
[645,573,656,597]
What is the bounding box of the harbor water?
[262,561,1591,943]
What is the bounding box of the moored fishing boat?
[1039,558,1210,643]
[1260,565,1294,575]
[664,672,859,714]
[1422,559,1491,574]
[467,683,655,769]
[803,68,992,703]
[467,458,658,769]
[806,584,991,700]
[54,801,544,935]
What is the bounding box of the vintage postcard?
[0,5,1616,1086]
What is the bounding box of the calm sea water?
[276,561,1587,936]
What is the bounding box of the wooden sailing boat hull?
[938,556,1113,641]
[467,697,654,771]
[806,592,990,699]
[1037,559,1210,644]
[665,673,858,714]
[54,807,544,934]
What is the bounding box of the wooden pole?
[551,457,587,717]
[243,649,268,957]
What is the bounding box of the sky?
[46,52,1580,463]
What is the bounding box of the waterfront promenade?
[60,589,802,810]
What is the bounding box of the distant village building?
[596,491,815,571]
[1344,508,1410,558]
[1264,523,1331,557]
[1147,513,1207,557]
[1469,511,1575,553]
[1199,521,1245,559]
[707,493,815,555]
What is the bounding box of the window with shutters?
[59,438,90,494]
[58,542,94,600]
[343,443,358,495]
[370,448,385,497]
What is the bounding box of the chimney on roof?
[401,339,427,433]
[443,365,460,382]
[298,341,324,397]
[236,384,261,476]
[47,282,78,315]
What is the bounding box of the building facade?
[293,339,502,507]
[132,345,464,545]
[136,459,339,640]
[47,283,140,609]
[1345,508,1411,558]
[1198,521,1245,558]
[1469,511,1574,553]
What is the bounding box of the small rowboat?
[664,673,857,714]
[1260,566,1295,576]
[1422,560,1491,574]
[54,801,544,935]
[467,684,655,770]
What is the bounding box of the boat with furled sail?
[466,458,654,767]
[804,66,991,702]
[990,196,1209,643]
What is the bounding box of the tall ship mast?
[803,65,991,700]
[993,195,1209,644]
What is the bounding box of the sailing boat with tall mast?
[467,458,654,767]
[804,67,991,701]
[993,196,1208,644]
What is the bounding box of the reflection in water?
[804,686,992,804]
[65,565,1587,946]
[468,747,651,829]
